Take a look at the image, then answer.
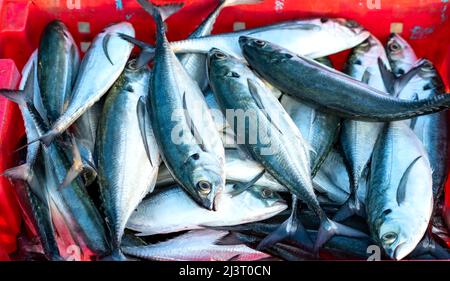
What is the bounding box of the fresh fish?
[141,1,225,209]
[37,20,80,124]
[97,61,160,260]
[208,48,366,251]
[37,22,135,146]
[368,121,433,260]
[392,59,448,200]
[127,183,286,236]
[385,33,418,76]
[334,36,387,221]
[122,229,270,261]
[122,17,370,63]
[280,56,341,176]
[239,36,450,121]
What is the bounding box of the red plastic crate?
[0,0,449,259]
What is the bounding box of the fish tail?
[137,0,184,23]
[314,218,368,252]
[118,34,155,68]
[221,0,263,8]
[333,174,366,221]
[101,248,127,261]
[1,163,32,182]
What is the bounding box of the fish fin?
[39,129,59,147]
[394,62,423,96]
[215,232,243,246]
[137,0,184,22]
[2,164,32,182]
[58,137,83,190]
[103,33,114,65]
[332,194,366,221]
[396,156,421,205]
[247,78,284,136]
[227,254,241,261]
[229,169,265,197]
[409,234,450,259]
[361,69,371,84]
[137,97,158,167]
[222,0,263,7]
[377,57,396,95]
[118,33,155,67]
[182,92,207,152]
[257,197,313,251]
[314,219,368,252]
[0,89,26,106]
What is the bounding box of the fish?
[385,33,418,77]
[367,121,433,260]
[391,59,449,201]
[97,60,160,260]
[121,17,370,63]
[122,229,270,261]
[238,36,450,122]
[126,183,286,236]
[36,22,135,146]
[280,56,341,176]
[207,48,367,251]
[37,20,80,124]
[334,36,387,221]
[140,1,225,210]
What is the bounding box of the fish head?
[207,48,251,85]
[212,184,287,225]
[375,210,422,260]
[185,151,226,211]
[386,33,417,75]
[238,36,294,72]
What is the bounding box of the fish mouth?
[393,242,409,260]
[238,36,250,49]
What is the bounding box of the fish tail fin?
[1,163,31,182]
[221,0,263,8]
[257,196,313,251]
[137,0,184,22]
[0,89,26,107]
[332,176,366,221]
[314,219,368,252]
[409,234,450,259]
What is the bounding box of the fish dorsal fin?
[377,57,396,95]
[247,78,284,136]
[182,92,207,152]
[137,97,159,167]
[396,156,421,205]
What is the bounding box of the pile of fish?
[2,0,450,261]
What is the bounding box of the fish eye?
[197,181,212,195]
[225,71,240,78]
[320,18,329,23]
[389,42,401,52]
[127,59,139,70]
[254,40,266,47]
[381,232,398,245]
[191,153,200,160]
[261,188,273,198]
[214,52,227,60]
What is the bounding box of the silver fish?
[368,121,433,260]
[97,61,160,259]
[122,229,270,261]
[141,1,225,210]
[126,184,286,236]
[122,17,370,62]
[334,36,387,221]
[37,22,135,146]
[239,36,450,122]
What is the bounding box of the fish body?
[97,62,160,259]
[39,22,135,145]
[122,229,270,261]
[38,20,79,124]
[368,121,433,260]
[145,2,225,209]
[126,184,286,236]
[239,36,450,122]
